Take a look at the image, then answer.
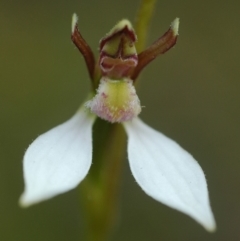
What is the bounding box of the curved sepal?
[124,118,216,231]
[19,108,96,207]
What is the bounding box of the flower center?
[85,77,141,123]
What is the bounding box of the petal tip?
[203,216,217,233]
[171,18,179,36]
[19,191,47,208]
[71,13,78,34]
[207,225,217,233]
[18,193,32,208]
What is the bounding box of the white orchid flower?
[19,14,216,232]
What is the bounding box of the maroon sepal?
[71,22,96,80]
[131,26,178,80]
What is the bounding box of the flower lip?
[85,77,141,123]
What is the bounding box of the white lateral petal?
[123,118,216,231]
[20,108,96,207]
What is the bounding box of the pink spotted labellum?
[19,13,216,232]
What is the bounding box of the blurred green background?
[1,0,240,240]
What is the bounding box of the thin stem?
[134,0,157,53]
[71,14,96,83]
[80,119,126,241]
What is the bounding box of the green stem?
[134,0,157,53]
[78,1,157,240]
[80,118,126,241]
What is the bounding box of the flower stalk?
[75,1,159,240]
[80,120,126,241]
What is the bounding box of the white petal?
[123,118,216,231]
[19,108,96,207]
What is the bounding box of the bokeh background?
[1,0,240,240]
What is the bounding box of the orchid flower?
[19,13,216,232]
